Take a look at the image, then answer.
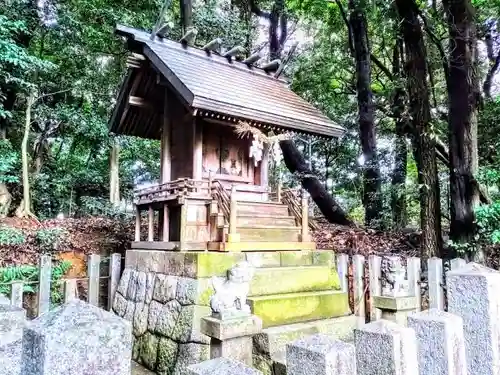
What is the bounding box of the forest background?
[2,0,500,264]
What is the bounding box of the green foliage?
[0,260,72,304]
[35,228,68,252]
[0,139,19,184]
[476,201,500,244]
[0,226,26,246]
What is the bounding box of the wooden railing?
[280,188,319,231]
[134,178,209,205]
[210,180,231,221]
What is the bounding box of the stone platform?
[114,249,351,375]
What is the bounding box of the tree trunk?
[396,0,443,258]
[180,0,193,35]
[249,0,287,60]
[349,1,383,227]
[279,140,354,227]
[443,0,481,261]
[391,42,408,229]
[109,138,120,205]
[17,91,36,218]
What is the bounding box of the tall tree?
[348,0,383,227]
[249,0,288,60]
[396,0,443,258]
[443,0,481,260]
[391,40,408,229]
[180,0,193,34]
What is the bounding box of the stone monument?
[21,299,132,375]
[374,257,418,325]
[201,262,263,366]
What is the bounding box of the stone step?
[232,226,301,242]
[253,315,361,375]
[237,202,290,216]
[254,315,360,357]
[249,266,340,297]
[237,214,297,227]
[247,290,350,328]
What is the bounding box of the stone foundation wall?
[113,251,248,375]
[113,250,342,375]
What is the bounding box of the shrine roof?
[110,25,344,138]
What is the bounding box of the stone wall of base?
[114,249,341,375]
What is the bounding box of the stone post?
[374,256,417,326]
[187,357,263,375]
[21,300,132,375]
[286,334,356,375]
[373,296,418,326]
[446,263,500,375]
[354,319,418,375]
[0,302,26,375]
[201,315,262,366]
[407,309,466,375]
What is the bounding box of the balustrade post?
[277,173,282,203]
[208,171,214,191]
[228,185,240,242]
[300,189,310,242]
[148,205,154,242]
[135,206,141,242]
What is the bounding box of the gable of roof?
[111,25,344,138]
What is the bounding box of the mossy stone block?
[139,332,159,370]
[312,251,335,266]
[248,291,350,328]
[184,252,245,278]
[280,251,312,266]
[249,266,341,296]
[157,337,178,374]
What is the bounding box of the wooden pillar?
[227,185,240,242]
[148,205,154,242]
[160,90,172,184]
[135,206,141,242]
[300,190,310,242]
[192,118,203,180]
[261,145,269,201]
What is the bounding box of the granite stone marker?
[187,357,262,375]
[354,319,418,375]
[21,299,132,375]
[447,263,500,375]
[287,334,356,375]
[407,309,466,375]
[0,303,26,375]
[201,315,262,366]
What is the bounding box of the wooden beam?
[129,96,152,109]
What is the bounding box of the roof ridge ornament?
[180,27,198,46]
[203,38,223,54]
[222,46,246,61]
[261,59,281,73]
[242,52,262,67]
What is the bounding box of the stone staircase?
[211,201,306,244]
[241,251,357,375]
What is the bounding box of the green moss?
[280,251,312,266]
[186,252,245,278]
[197,279,215,306]
[138,332,159,370]
[312,251,335,266]
[157,338,178,374]
[248,291,350,328]
[249,266,341,296]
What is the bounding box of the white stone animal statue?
[210,261,255,315]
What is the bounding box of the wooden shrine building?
[109,25,344,252]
